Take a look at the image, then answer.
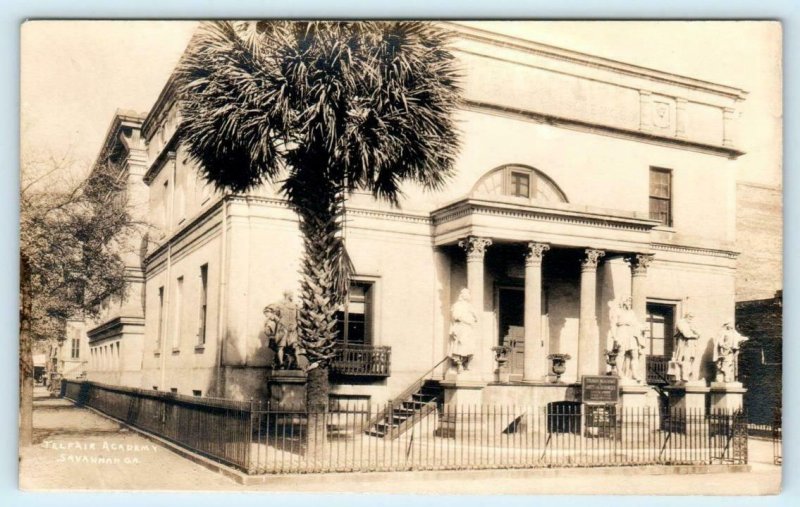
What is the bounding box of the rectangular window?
[335,282,373,345]
[153,386,158,391]
[156,286,165,350]
[170,388,178,394]
[173,276,184,350]
[649,167,672,226]
[509,171,530,198]
[71,338,80,359]
[192,390,202,397]
[198,264,208,345]
[645,303,676,357]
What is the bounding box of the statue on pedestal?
[669,313,701,382]
[449,288,478,373]
[714,322,748,383]
[608,297,646,383]
[263,290,300,370]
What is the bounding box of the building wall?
[127,28,743,404]
[735,182,782,302]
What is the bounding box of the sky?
[20,20,782,186]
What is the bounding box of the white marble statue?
[714,322,748,383]
[669,313,701,382]
[609,297,646,383]
[449,288,479,373]
[263,290,300,370]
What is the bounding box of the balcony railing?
[330,343,391,377]
[646,355,671,385]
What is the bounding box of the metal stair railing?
[366,357,449,434]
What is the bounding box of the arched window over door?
[470,164,568,204]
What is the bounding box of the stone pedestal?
[665,381,710,434]
[266,369,307,412]
[667,381,709,414]
[437,379,487,437]
[619,383,650,409]
[619,383,659,430]
[440,379,486,406]
[709,382,746,412]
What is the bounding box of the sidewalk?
[19,387,235,491]
[19,388,782,494]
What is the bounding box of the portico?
[432,196,661,391]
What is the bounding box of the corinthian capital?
[459,236,492,262]
[525,242,550,267]
[581,249,606,270]
[626,253,655,276]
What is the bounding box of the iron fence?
[773,407,782,465]
[62,380,747,475]
[63,380,253,471]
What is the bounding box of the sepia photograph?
[18,19,782,494]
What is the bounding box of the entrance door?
[498,287,525,378]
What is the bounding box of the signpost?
[581,375,620,438]
[582,375,620,404]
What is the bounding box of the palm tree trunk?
[293,179,348,462]
[19,254,34,447]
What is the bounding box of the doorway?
[498,287,525,378]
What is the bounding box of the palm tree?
[177,21,461,416]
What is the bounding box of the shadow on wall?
[204,328,311,401]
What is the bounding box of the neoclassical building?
[84,23,745,410]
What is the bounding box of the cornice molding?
[433,198,660,233]
[650,242,738,259]
[444,22,748,101]
[142,73,180,141]
[87,316,145,343]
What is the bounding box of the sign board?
[581,375,619,405]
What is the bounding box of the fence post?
[78,381,91,406]
[733,409,748,465]
[246,399,256,474]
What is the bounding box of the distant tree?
[19,155,136,446]
[177,21,462,424]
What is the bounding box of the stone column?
[627,253,654,323]
[523,242,550,382]
[458,236,492,381]
[578,249,605,378]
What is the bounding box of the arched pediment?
[470,164,568,204]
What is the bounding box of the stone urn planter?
[492,345,512,383]
[548,353,571,383]
[605,346,620,376]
